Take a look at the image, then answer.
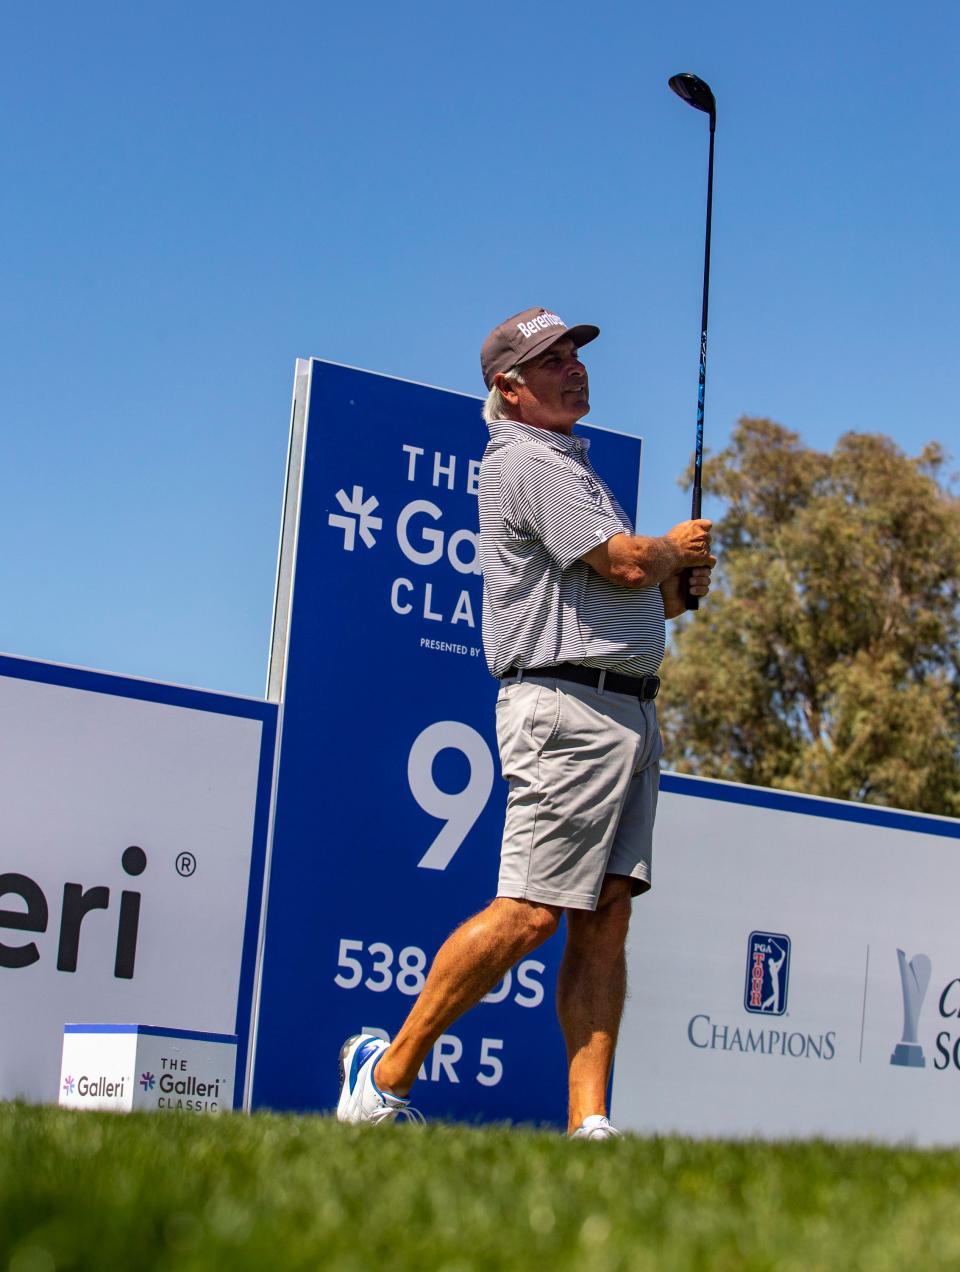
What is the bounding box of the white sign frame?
[613,772,960,1147]
[0,653,277,1108]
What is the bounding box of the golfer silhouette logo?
[743,931,791,1017]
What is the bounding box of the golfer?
[338,307,714,1136]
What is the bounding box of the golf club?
[668,71,716,611]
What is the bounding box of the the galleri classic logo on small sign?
[63,1073,127,1100]
[744,931,791,1017]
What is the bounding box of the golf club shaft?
[683,114,715,611]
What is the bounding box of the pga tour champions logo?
[744,931,790,1016]
[688,929,835,1061]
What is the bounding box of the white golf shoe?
[570,1114,621,1140]
[336,1034,424,1125]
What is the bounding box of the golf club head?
[668,72,716,120]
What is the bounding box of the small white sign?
[59,1025,237,1113]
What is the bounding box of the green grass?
[1,1106,959,1271]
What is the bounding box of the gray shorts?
[494,674,662,912]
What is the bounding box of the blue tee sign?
[251,360,643,1124]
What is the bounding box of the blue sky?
[2,1,957,697]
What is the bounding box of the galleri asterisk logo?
[62,1076,75,1095]
[328,485,383,550]
[140,1072,156,1091]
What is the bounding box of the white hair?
[482,367,525,424]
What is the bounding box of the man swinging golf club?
[338,307,715,1137]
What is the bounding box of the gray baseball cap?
[480,307,599,389]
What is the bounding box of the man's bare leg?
[556,874,633,1134]
[375,897,561,1096]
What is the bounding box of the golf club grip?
[681,573,700,611]
[682,485,702,611]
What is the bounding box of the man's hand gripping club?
[582,519,715,619]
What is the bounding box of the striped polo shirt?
[478,420,666,678]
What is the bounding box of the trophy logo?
[890,949,931,1068]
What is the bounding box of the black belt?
[499,662,660,701]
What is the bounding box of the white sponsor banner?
[612,775,960,1147]
[0,656,276,1105]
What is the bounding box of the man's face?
[498,336,590,433]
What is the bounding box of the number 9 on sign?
[408,721,494,870]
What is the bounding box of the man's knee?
[520,902,562,949]
[567,883,633,952]
[597,895,632,946]
[492,897,562,949]
[596,876,634,926]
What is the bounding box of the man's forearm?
[581,523,713,591]
[582,534,684,590]
[614,535,684,589]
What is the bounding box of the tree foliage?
[659,418,960,817]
